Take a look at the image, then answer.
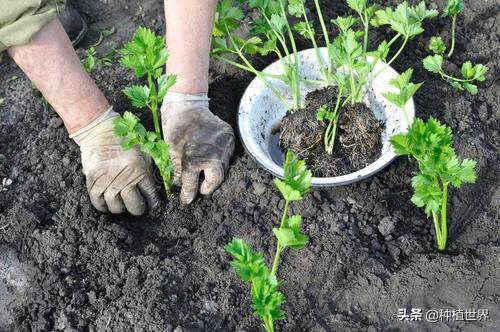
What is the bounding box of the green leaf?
[274,151,312,202]
[213,0,244,36]
[113,117,131,137]
[383,69,422,108]
[251,276,285,321]
[391,68,412,89]
[460,61,474,79]
[457,159,477,184]
[429,36,446,54]
[344,29,360,55]
[316,105,335,122]
[346,0,366,13]
[113,111,147,149]
[288,0,305,17]
[258,37,278,56]
[423,55,443,74]
[224,237,285,321]
[389,134,410,156]
[270,14,287,33]
[272,228,308,249]
[412,1,439,21]
[371,1,436,38]
[123,85,150,108]
[395,116,478,238]
[370,7,393,27]
[375,40,390,60]
[84,47,96,72]
[157,74,177,101]
[273,215,309,249]
[462,82,478,95]
[411,173,442,216]
[224,238,269,282]
[241,36,263,54]
[447,79,463,91]
[146,131,157,142]
[293,21,314,40]
[472,64,488,81]
[331,16,358,33]
[120,27,168,78]
[443,0,464,17]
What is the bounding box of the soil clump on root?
[280,86,384,177]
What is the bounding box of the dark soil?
[280,86,383,177]
[1,0,499,331]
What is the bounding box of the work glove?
[160,93,235,205]
[70,107,158,215]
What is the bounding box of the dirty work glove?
[70,107,158,215]
[161,92,235,205]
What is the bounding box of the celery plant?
[442,0,464,57]
[225,151,311,331]
[113,27,177,195]
[390,118,477,251]
[423,55,488,95]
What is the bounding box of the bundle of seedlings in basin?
[112,27,177,195]
[225,151,312,331]
[280,0,437,176]
[211,0,438,177]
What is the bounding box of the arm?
[7,18,157,215]
[165,0,217,94]
[8,19,108,133]
[161,0,235,204]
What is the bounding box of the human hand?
[70,108,158,215]
[160,93,235,204]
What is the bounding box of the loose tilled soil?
[280,86,384,177]
[0,0,499,331]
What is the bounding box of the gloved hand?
[160,93,235,204]
[70,107,158,215]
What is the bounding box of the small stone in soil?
[252,181,266,196]
[49,117,63,128]
[378,216,395,236]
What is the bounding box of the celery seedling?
[83,47,115,73]
[225,151,312,331]
[113,27,177,195]
[423,55,488,95]
[371,1,438,74]
[442,0,464,57]
[83,47,97,73]
[390,117,477,251]
[316,104,340,155]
